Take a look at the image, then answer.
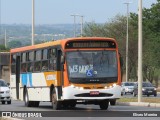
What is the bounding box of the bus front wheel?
[52,89,61,110]
[110,100,116,106]
[99,100,109,110]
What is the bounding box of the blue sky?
[1,0,157,24]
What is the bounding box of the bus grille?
[74,93,113,97]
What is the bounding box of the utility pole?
[80,15,84,37]
[32,0,35,45]
[71,14,77,37]
[71,14,84,37]
[138,0,143,103]
[124,2,131,82]
[5,29,7,48]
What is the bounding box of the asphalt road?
[0,100,160,120]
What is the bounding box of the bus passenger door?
[56,49,64,99]
[16,55,20,99]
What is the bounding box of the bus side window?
[42,49,48,71]
[49,48,56,59]
[34,50,42,72]
[11,54,16,64]
[34,61,41,71]
[11,54,16,74]
[21,63,27,72]
[27,51,34,72]
[21,53,27,73]
[48,48,57,70]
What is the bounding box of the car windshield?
[124,82,134,86]
[143,82,153,87]
[66,50,118,78]
[0,80,8,87]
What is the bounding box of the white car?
[121,82,135,95]
[0,79,11,104]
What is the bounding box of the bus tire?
[52,88,61,110]
[99,100,109,110]
[32,101,40,107]
[24,89,32,107]
[110,100,116,106]
[70,101,76,108]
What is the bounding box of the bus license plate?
[90,91,99,95]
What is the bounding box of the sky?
[0,0,158,24]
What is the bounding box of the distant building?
[0,52,10,83]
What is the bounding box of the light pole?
[71,14,84,37]
[5,29,7,48]
[138,0,143,103]
[32,0,35,45]
[124,2,131,82]
[80,15,84,37]
[71,14,78,37]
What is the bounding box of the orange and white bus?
[10,37,122,110]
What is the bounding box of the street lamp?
[124,2,132,82]
[138,0,143,103]
[32,0,35,45]
[80,15,84,37]
[5,29,7,48]
[71,14,84,37]
[71,14,78,37]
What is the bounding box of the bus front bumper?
[62,85,121,100]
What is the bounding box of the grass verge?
[117,97,160,103]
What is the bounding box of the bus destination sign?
[65,41,116,49]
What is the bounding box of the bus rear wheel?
[52,89,61,110]
[99,100,109,110]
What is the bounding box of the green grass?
[117,97,160,103]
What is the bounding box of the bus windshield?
[66,50,118,79]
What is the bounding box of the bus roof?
[10,37,116,53]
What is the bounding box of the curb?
[117,102,160,108]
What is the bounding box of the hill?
[0,24,81,48]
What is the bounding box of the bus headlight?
[113,83,117,87]
[70,84,75,88]
[80,87,84,90]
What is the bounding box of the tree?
[130,0,160,84]
[0,45,9,52]
[7,40,22,48]
[83,15,138,81]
